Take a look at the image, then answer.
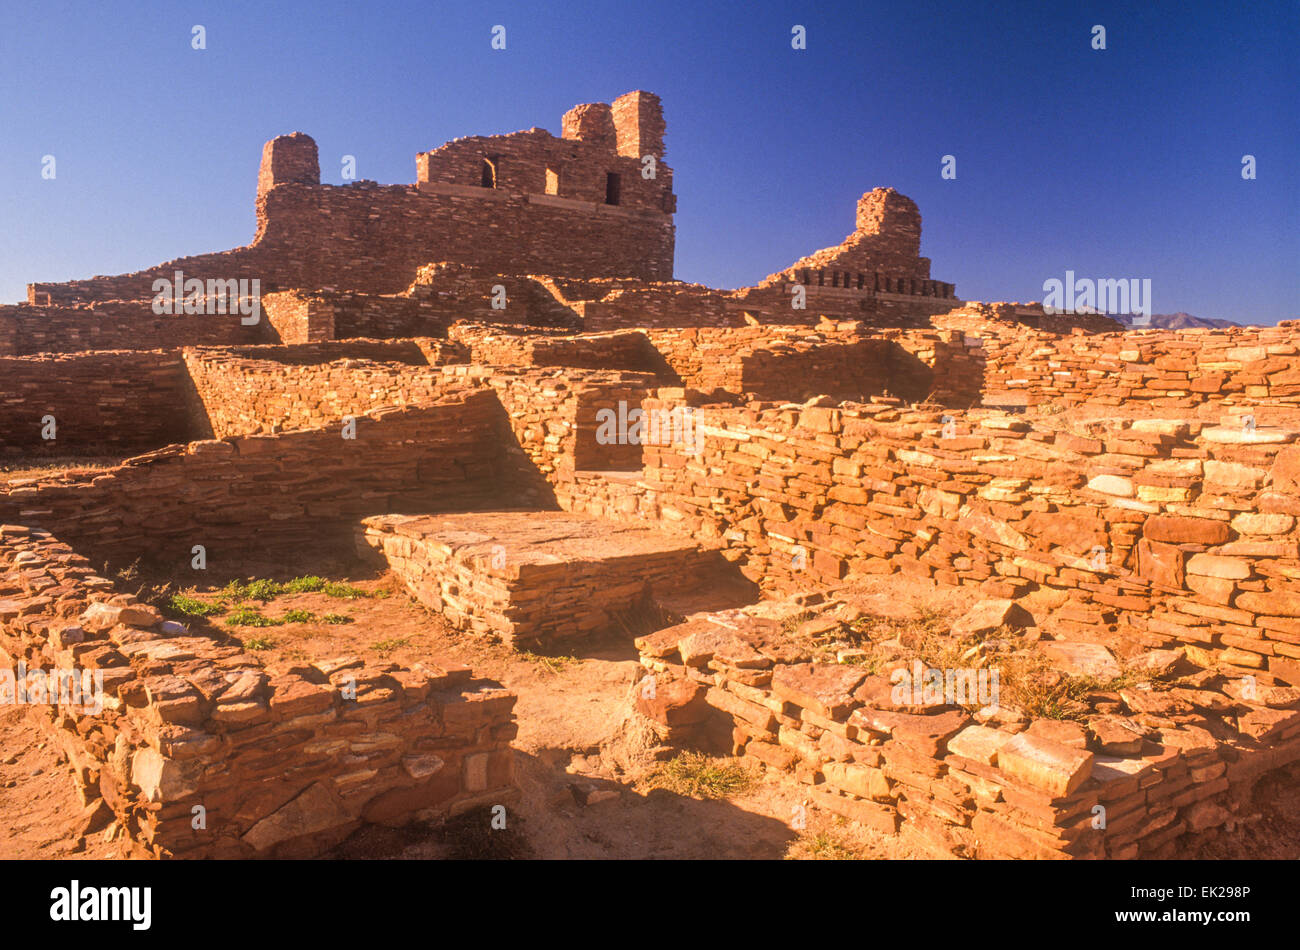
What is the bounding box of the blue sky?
[1,0,1296,322]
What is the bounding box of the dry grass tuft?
[648,752,756,799]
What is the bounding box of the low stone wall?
[565,400,1300,686]
[0,350,195,454]
[182,346,462,437]
[0,392,507,569]
[0,301,264,356]
[568,281,740,331]
[444,323,983,407]
[200,338,464,366]
[262,291,337,343]
[644,326,871,396]
[537,276,963,332]
[641,326,983,404]
[730,282,958,328]
[0,524,516,858]
[890,329,986,407]
[448,325,664,373]
[178,353,670,509]
[431,365,663,490]
[634,604,1300,859]
[934,310,1300,415]
[276,265,543,341]
[327,292,443,339]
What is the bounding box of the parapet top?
[563,90,665,159]
[856,188,921,236]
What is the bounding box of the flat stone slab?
[364,510,701,565]
[367,510,708,575]
[360,511,738,648]
[1038,640,1122,679]
[996,732,1095,797]
[1200,426,1297,445]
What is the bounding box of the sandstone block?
[771,663,866,721]
[946,724,1013,765]
[953,598,1034,637]
[996,732,1094,797]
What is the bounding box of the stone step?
[358,510,751,650]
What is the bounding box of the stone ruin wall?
[641,326,885,397]
[642,325,984,404]
[731,281,959,328]
[0,301,265,356]
[725,187,962,329]
[633,610,1299,860]
[559,281,741,331]
[179,323,987,507]
[0,339,472,461]
[418,142,671,219]
[949,317,1300,419]
[357,512,733,651]
[0,392,507,570]
[182,343,468,439]
[4,315,1299,860]
[264,266,552,344]
[6,83,1297,860]
[0,350,194,454]
[27,93,676,308]
[458,366,660,487]
[261,291,339,344]
[28,178,674,306]
[571,400,1300,684]
[292,274,744,338]
[0,376,526,859]
[172,347,661,496]
[447,325,663,373]
[0,525,515,859]
[205,338,465,366]
[771,188,932,281]
[11,175,963,360]
[570,380,1300,859]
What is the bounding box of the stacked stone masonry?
[945,317,1300,418]
[0,351,192,454]
[29,93,677,307]
[0,525,516,858]
[359,511,738,650]
[0,301,264,356]
[6,87,1298,861]
[182,343,466,438]
[633,600,1300,859]
[0,392,507,568]
[570,401,1300,691]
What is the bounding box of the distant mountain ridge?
[1115,312,1262,329]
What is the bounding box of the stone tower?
[257,132,320,201]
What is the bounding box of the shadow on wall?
[215,340,435,366]
[882,341,939,405]
[733,341,942,405]
[0,340,456,461]
[0,395,520,578]
[884,338,987,409]
[0,351,206,457]
[179,357,216,441]
[481,394,562,510]
[629,334,680,381]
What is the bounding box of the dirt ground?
[175,565,927,860]
[3,561,1297,860]
[0,708,125,859]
